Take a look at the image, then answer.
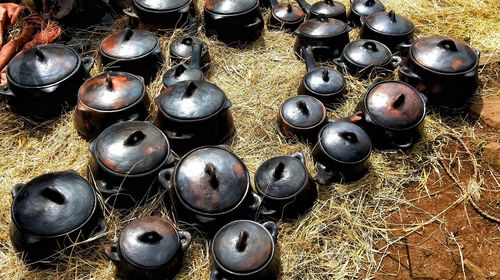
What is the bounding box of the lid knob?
[339,131,359,143]
[317,14,328,22]
[123,28,134,42]
[273,162,286,181]
[388,10,396,23]
[205,163,219,189]
[391,93,406,109]
[297,100,310,116]
[42,186,66,205]
[324,0,334,5]
[363,41,378,52]
[138,231,163,244]
[287,3,293,12]
[182,81,197,98]
[105,73,113,91]
[34,46,46,62]
[321,69,330,82]
[365,0,376,5]
[124,130,146,146]
[437,39,458,52]
[174,64,187,77]
[181,37,193,45]
[236,230,249,252]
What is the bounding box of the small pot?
[268,0,305,32]
[298,46,346,108]
[105,216,191,280]
[348,0,386,27]
[254,152,317,219]
[294,15,351,61]
[297,0,347,22]
[360,10,414,54]
[169,16,211,70]
[398,36,480,106]
[88,121,174,208]
[158,145,262,235]
[163,41,204,87]
[204,0,264,45]
[278,95,328,143]
[10,170,106,264]
[355,80,427,150]
[333,39,402,78]
[100,28,162,85]
[0,44,94,119]
[312,121,372,184]
[210,220,280,280]
[155,80,235,155]
[74,71,150,139]
[123,0,195,31]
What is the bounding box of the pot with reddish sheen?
[169,16,211,70]
[348,0,386,27]
[297,0,347,22]
[123,0,195,31]
[268,0,305,31]
[163,41,204,87]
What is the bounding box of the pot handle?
[391,55,403,68]
[302,46,317,71]
[90,218,108,240]
[473,48,481,60]
[223,98,232,110]
[0,85,15,97]
[399,64,422,83]
[104,242,121,263]
[178,231,192,252]
[158,168,175,191]
[291,152,306,165]
[11,183,24,198]
[390,136,414,149]
[210,268,230,280]
[419,92,429,106]
[313,162,335,185]
[164,130,195,140]
[244,17,262,29]
[248,192,263,213]
[396,41,412,52]
[82,56,95,73]
[333,58,348,71]
[269,0,279,8]
[262,221,278,242]
[123,7,139,19]
[297,0,311,13]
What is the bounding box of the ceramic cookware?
[268,0,305,31]
[347,0,386,27]
[297,0,347,22]
[123,0,195,31]
[163,41,204,87]
[169,16,211,70]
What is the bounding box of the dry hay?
[0,0,499,279]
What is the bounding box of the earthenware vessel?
[163,41,204,87]
[169,16,211,70]
[123,0,195,31]
[348,0,386,27]
[268,0,305,31]
[297,0,347,22]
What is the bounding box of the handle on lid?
[124,130,146,146]
[174,64,187,78]
[104,242,121,262]
[437,39,458,51]
[205,163,219,189]
[262,221,278,242]
[297,100,310,116]
[11,183,24,198]
[303,46,318,71]
[387,10,396,22]
[105,73,113,90]
[363,41,378,52]
[0,85,15,97]
[42,186,66,204]
[317,14,329,22]
[324,0,335,5]
[189,41,203,68]
[391,93,406,109]
[339,131,359,143]
[365,0,376,5]
[34,46,45,62]
[291,152,306,165]
[123,28,134,42]
[82,56,95,73]
[139,230,163,243]
[236,230,249,252]
[179,231,192,252]
[273,162,286,181]
[182,81,197,98]
[297,0,311,13]
[321,69,330,82]
[158,168,174,191]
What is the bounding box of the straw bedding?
[0,0,498,279]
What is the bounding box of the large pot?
[158,145,262,235]
[105,216,191,280]
[88,121,174,208]
[163,41,204,87]
[10,170,106,264]
[0,44,94,119]
[123,0,195,31]
[347,0,386,27]
[74,71,150,139]
[268,0,305,32]
[398,36,480,106]
[297,0,347,22]
[155,80,235,155]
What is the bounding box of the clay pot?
[163,41,204,87]
[123,0,195,31]
[297,0,347,22]
[268,0,305,32]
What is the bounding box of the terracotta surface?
[471,95,500,130]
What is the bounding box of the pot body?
[293,32,350,61]
[297,77,346,108]
[128,1,195,32]
[359,25,413,54]
[268,15,304,32]
[204,8,264,45]
[334,47,401,78]
[312,144,370,183]
[277,112,327,143]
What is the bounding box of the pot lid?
[310,0,346,17]
[174,146,249,214]
[12,171,95,237]
[7,44,79,87]
[170,36,208,60]
[94,121,170,175]
[365,81,425,129]
[156,80,226,120]
[273,3,305,23]
[364,10,414,35]
[213,220,273,273]
[351,0,385,17]
[162,65,204,87]
[134,0,190,11]
[296,16,348,38]
[100,28,158,60]
[78,72,144,111]
[305,68,345,94]
[255,156,307,199]
[319,121,371,163]
[343,39,392,67]
[281,96,326,128]
[205,0,258,15]
[410,36,478,73]
[120,216,179,268]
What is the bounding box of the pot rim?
[133,0,192,13]
[204,1,259,16]
[316,124,372,165]
[296,21,349,39]
[363,21,414,37]
[99,34,160,61]
[303,69,346,96]
[156,97,228,123]
[279,99,327,130]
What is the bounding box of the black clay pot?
[268,0,305,32]
[348,0,386,27]
[0,44,94,119]
[297,0,347,22]
[105,216,191,280]
[163,41,204,87]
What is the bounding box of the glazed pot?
[74,71,150,139]
[105,216,191,280]
[398,36,480,106]
[254,152,317,219]
[0,44,94,119]
[348,0,386,27]
[100,28,162,84]
[297,0,347,22]
[10,170,106,264]
[155,80,235,155]
[169,16,211,70]
[294,15,351,61]
[334,39,402,78]
[354,80,427,150]
[268,0,305,32]
[123,0,195,31]
[163,41,204,87]
[278,95,327,143]
[298,46,346,108]
[210,220,280,280]
[158,145,262,235]
[204,0,264,45]
[312,121,372,184]
[88,121,174,208]
[360,10,414,53]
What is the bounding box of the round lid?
[213,220,273,273]
[310,0,346,17]
[78,72,144,111]
[134,0,190,11]
[365,10,414,35]
[7,44,79,87]
[94,121,170,175]
[410,36,478,73]
[351,0,386,17]
[305,68,345,94]
[365,81,425,129]
[100,28,158,60]
[255,156,307,199]
[296,16,348,38]
[174,146,249,214]
[119,216,179,268]
[156,80,226,120]
[12,171,95,237]
[205,0,258,15]
[319,121,371,163]
[162,65,204,87]
[281,96,326,128]
[342,39,392,67]
[170,36,208,60]
[273,3,305,23]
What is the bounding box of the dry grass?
[1,0,499,279]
